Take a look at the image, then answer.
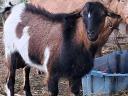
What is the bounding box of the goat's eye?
[99,11,105,17]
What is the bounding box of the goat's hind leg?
[48,74,59,96]
[23,66,32,96]
[5,53,17,96]
[69,78,81,96]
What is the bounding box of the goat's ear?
[107,11,121,18]
[71,8,82,18]
[80,8,86,17]
[80,10,84,17]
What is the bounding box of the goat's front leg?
[23,66,32,96]
[69,78,81,96]
[6,68,16,96]
[48,74,59,96]
[5,55,16,96]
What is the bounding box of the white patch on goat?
[88,12,91,18]
[15,26,32,64]
[3,3,25,58]
[15,26,50,72]
[5,84,11,96]
[43,47,50,74]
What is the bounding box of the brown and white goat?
[3,2,120,96]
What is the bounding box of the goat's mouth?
[87,33,98,42]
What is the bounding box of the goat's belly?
[58,59,94,78]
[58,47,94,78]
[70,63,93,78]
[62,64,93,79]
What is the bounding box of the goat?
[3,2,120,96]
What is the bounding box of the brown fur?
[16,22,25,38]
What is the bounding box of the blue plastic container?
[93,50,128,73]
[82,50,128,96]
[82,71,128,96]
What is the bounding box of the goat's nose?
[88,33,94,38]
[88,30,95,35]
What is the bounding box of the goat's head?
[81,2,121,41]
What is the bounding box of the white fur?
[88,12,91,18]
[43,47,50,73]
[4,3,25,58]
[5,84,11,96]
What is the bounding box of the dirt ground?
[0,26,128,96]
